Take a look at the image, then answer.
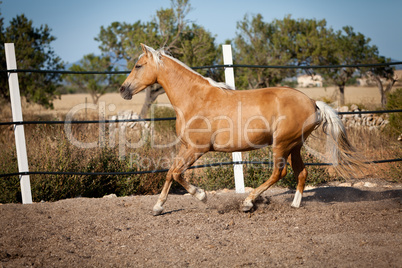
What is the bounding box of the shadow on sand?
[296,186,401,204]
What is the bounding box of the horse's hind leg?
[242,147,289,212]
[290,145,308,208]
[153,145,206,216]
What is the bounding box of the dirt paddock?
[1,183,401,267]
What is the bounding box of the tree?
[365,56,398,108]
[234,14,289,89]
[234,15,386,107]
[95,0,218,117]
[316,26,378,105]
[233,15,330,89]
[271,15,332,66]
[0,14,64,108]
[96,21,159,70]
[65,54,123,104]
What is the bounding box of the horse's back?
[246,87,318,142]
[233,86,316,114]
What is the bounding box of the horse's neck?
[156,56,206,111]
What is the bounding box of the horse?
[120,44,364,216]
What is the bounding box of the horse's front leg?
[152,145,206,216]
[153,171,206,216]
[153,172,173,216]
[173,173,207,202]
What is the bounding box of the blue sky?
[2,0,402,64]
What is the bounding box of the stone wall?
[109,110,150,130]
[337,104,389,130]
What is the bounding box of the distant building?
[297,74,323,87]
[356,77,370,86]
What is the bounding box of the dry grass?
[304,127,401,182]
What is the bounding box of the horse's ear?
[140,43,149,55]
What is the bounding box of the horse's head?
[120,44,160,100]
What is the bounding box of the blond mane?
[140,45,233,90]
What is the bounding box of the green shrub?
[149,105,176,134]
[386,88,402,136]
[0,147,21,203]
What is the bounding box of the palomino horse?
[120,44,364,216]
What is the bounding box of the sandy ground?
[16,86,386,119]
[2,85,400,267]
[1,182,401,267]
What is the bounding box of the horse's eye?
[135,64,142,69]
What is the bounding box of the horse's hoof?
[241,200,253,212]
[194,188,207,203]
[291,190,302,208]
[153,204,164,216]
[291,202,301,208]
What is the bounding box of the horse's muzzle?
[120,86,132,100]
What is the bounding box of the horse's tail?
[315,101,366,178]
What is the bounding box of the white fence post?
[5,43,33,204]
[222,44,245,194]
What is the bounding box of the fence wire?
[0,111,401,126]
[2,61,402,74]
